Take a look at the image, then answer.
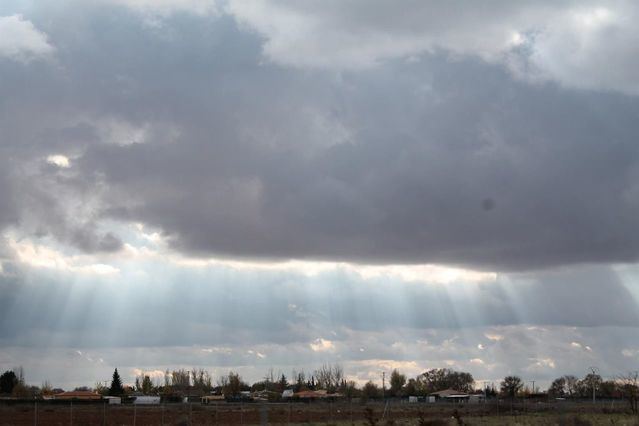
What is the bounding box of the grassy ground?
[286,415,639,426]
[1,402,637,425]
[288,413,639,426]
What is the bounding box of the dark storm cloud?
[2,1,639,270]
[80,55,639,270]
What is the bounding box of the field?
[1,400,638,425]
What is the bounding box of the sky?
[1,0,639,391]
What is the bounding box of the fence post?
[288,402,291,425]
[70,400,73,426]
[350,400,354,425]
[133,403,137,426]
[161,403,164,426]
[259,403,268,425]
[102,401,106,426]
[34,400,37,426]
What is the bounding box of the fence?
[0,398,633,425]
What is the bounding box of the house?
[429,389,470,402]
[54,391,102,400]
[132,396,161,405]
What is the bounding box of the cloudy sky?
[2,0,639,390]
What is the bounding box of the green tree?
[362,381,381,400]
[142,376,153,394]
[389,369,406,397]
[417,368,474,393]
[342,380,359,399]
[277,374,288,392]
[500,376,523,400]
[404,378,418,396]
[109,368,124,396]
[548,376,566,398]
[219,371,248,398]
[578,373,602,399]
[0,371,17,395]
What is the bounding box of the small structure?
[104,396,121,405]
[430,389,470,402]
[201,395,225,404]
[293,390,344,400]
[252,390,276,402]
[132,396,161,405]
[408,396,419,403]
[54,391,102,400]
[282,389,294,399]
[468,394,486,404]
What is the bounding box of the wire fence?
[0,398,635,425]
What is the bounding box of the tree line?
[2,365,639,412]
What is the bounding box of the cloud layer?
[1,253,639,388]
[1,2,639,269]
[2,0,639,389]
[229,1,639,94]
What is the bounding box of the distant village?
[1,365,638,412]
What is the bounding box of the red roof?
[55,391,102,400]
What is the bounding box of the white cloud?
[226,1,639,94]
[309,338,334,352]
[484,333,504,342]
[8,237,119,275]
[571,341,593,352]
[527,357,556,370]
[0,15,54,62]
[131,368,165,380]
[46,155,71,168]
[111,0,219,17]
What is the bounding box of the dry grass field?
[1,401,638,425]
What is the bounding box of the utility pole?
[589,366,599,404]
[529,381,535,394]
[382,372,385,400]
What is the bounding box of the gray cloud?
[4,0,639,392]
[1,2,639,269]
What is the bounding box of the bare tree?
[564,375,579,398]
[171,369,190,391]
[191,369,212,393]
[617,372,639,414]
[314,363,344,393]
